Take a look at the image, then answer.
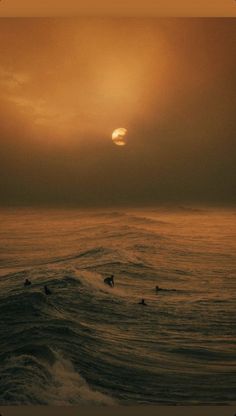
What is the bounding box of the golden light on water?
[112,128,127,146]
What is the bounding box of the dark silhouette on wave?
[104,275,114,288]
[44,285,52,295]
[138,298,147,306]
[156,285,177,293]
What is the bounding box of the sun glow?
[112,128,127,146]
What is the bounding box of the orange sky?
[0,19,177,142]
[0,0,236,17]
[0,18,235,206]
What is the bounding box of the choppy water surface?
[0,207,235,405]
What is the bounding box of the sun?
[112,128,127,146]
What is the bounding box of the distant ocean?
[0,207,235,405]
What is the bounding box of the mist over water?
[0,207,235,405]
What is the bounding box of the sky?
[0,18,235,207]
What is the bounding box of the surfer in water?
[44,285,52,295]
[138,298,147,306]
[156,285,176,292]
[156,285,168,292]
[24,279,31,287]
[104,275,114,288]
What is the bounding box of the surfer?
[138,298,147,306]
[24,278,31,287]
[44,285,52,295]
[104,275,114,288]
[156,285,165,292]
[156,285,176,292]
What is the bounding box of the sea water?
[0,207,235,405]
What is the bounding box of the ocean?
[0,207,235,405]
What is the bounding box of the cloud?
[0,65,30,91]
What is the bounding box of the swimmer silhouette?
[24,279,31,287]
[138,298,147,306]
[156,285,176,292]
[44,285,52,295]
[104,275,114,288]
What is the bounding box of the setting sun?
[112,128,127,146]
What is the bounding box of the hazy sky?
[0,18,235,207]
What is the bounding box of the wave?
[89,211,127,219]
[0,267,120,405]
[1,208,235,407]
[31,247,113,267]
[76,269,132,300]
[0,347,115,405]
[175,206,207,214]
[126,214,168,226]
[48,353,116,405]
[169,346,235,361]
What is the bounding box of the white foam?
[49,353,116,405]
